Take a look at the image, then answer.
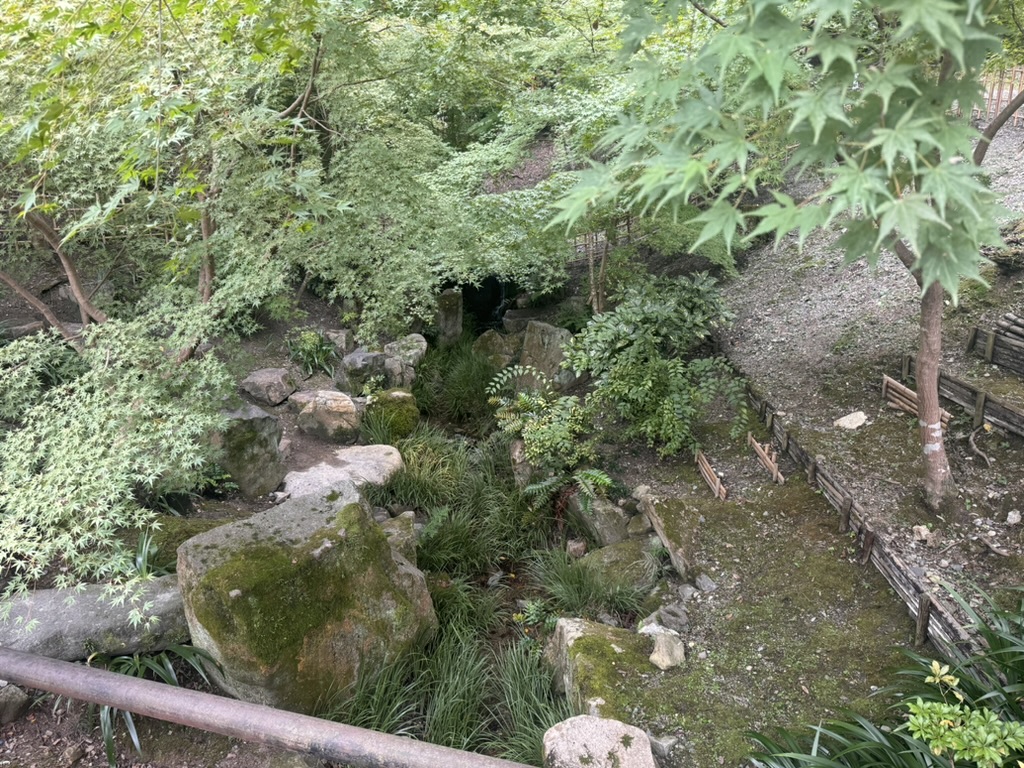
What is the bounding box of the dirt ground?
[3,129,1024,767]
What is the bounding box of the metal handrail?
[0,647,533,768]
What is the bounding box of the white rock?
[543,715,656,768]
[1007,510,1022,526]
[912,525,931,541]
[284,444,403,497]
[833,411,868,430]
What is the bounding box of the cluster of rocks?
[474,317,576,389]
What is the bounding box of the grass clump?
[413,337,497,433]
[530,549,648,622]
[361,389,421,444]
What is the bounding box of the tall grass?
[531,549,649,621]
[489,641,573,765]
[413,338,497,433]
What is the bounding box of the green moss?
[191,502,428,712]
[365,389,421,441]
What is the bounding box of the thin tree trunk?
[917,281,957,514]
[23,212,108,324]
[0,268,82,350]
[198,194,216,304]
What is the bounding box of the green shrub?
[362,389,421,443]
[286,327,337,378]
[564,274,749,456]
[0,321,231,612]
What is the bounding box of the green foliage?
[0,321,231,613]
[558,0,1006,302]
[530,549,648,621]
[87,644,216,768]
[488,365,595,474]
[564,274,748,456]
[285,328,337,378]
[413,338,498,433]
[365,424,544,573]
[907,695,1024,768]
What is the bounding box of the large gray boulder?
[472,329,524,370]
[240,368,298,406]
[579,538,657,591]
[384,334,429,367]
[215,405,286,497]
[436,288,463,346]
[521,321,575,389]
[569,496,629,548]
[338,349,387,394]
[503,308,547,334]
[177,485,436,714]
[0,576,188,661]
[284,444,404,497]
[544,716,657,768]
[296,390,361,442]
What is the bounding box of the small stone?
[1007,510,1022,526]
[647,733,679,759]
[650,633,686,670]
[566,538,588,558]
[911,525,931,541]
[695,573,717,593]
[61,743,85,767]
[833,411,867,430]
[631,485,651,500]
[678,584,697,602]
[0,682,30,725]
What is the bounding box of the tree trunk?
[198,195,216,304]
[23,212,108,324]
[917,281,957,514]
[0,268,82,350]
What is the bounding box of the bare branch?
[22,212,108,324]
[692,1,727,28]
[0,268,82,350]
[973,87,1024,166]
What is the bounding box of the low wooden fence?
[902,354,1024,436]
[975,67,1024,127]
[966,313,1024,379]
[748,387,975,663]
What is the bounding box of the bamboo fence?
[695,449,728,500]
[902,354,1024,436]
[973,67,1024,127]
[966,312,1024,379]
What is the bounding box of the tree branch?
[277,39,323,120]
[973,86,1024,166]
[22,212,108,324]
[0,268,82,350]
[692,1,727,28]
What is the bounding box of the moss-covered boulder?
[546,618,655,719]
[364,389,420,439]
[579,538,658,591]
[472,329,524,369]
[176,482,436,713]
[214,405,286,497]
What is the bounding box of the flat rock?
[543,715,656,768]
[648,630,686,670]
[383,333,428,367]
[240,368,298,406]
[637,491,700,580]
[284,444,404,497]
[0,576,188,661]
[833,410,868,429]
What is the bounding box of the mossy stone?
[178,491,436,713]
[365,389,420,440]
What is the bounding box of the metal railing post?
[0,647,533,768]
